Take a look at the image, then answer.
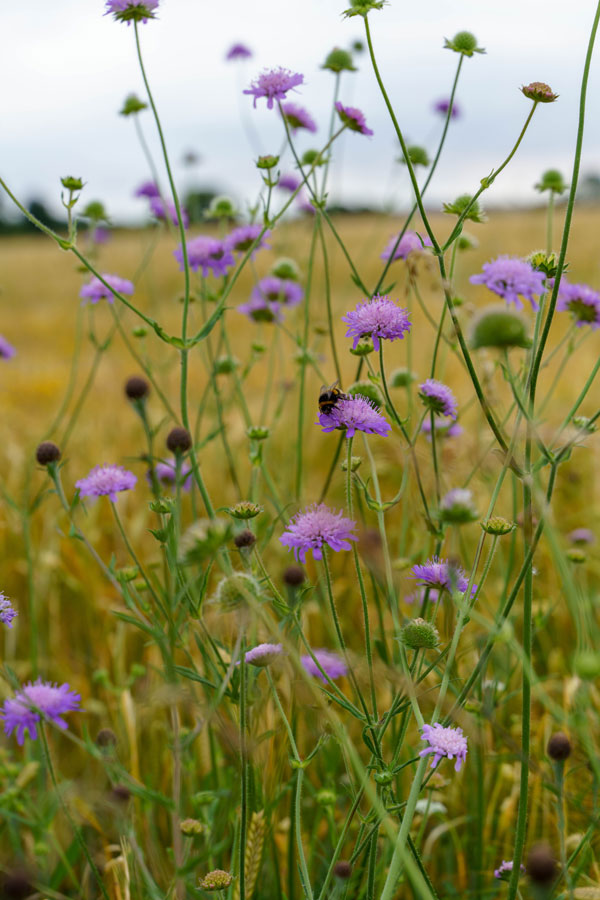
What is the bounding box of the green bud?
[199,870,234,892]
[352,40,365,53]
[251,342,267,355]
[316,788,337,806]
[130,663,146,678]
[341,456,362,472]
[322,47,356,72]
[566,548,586,564]
[256,155,280,170]
[400,145,430,168]
[443,193,487,223]
[535,169,567,194]
[178,518,233,565]
[180,818,208,837]
[400,618,439,650]
[527,250,562,279]
[116,566,139,584]
[227,501,264,520]
[205,195,237,220]
[572,416,597,433]
[347,380,383,407]
[469,304,531,350]
[301,148,326,167]
[349,337,375,356]
[389,367,416,388]
[457,231,478,251]
[213,355,239,375]
[574,650,600,680]
[373,769,394,785]
[481,516,516,536]
[82,200,108,221]
[247,425,270,441]
[193,791,217,806]
[444,31,485,57]
[61,176,84,192]
[439,489,478,525]
[271,257,300,281]
[120,93,148,116]
[132,327,148,338]
[343,0,386,17]
[149,498,175,516]
[213,573,261,610]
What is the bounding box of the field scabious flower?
[433,98,461,118]
[226,43,252,61]
[175,237,234,278]
[380,231,432,261]
[470,256,546,310]
[238,296,283,323]
[280,102,317,133]
[569,527,595,544]
[412,557,474,595]
[556,279,600,328]
[280,503,357,563]
[342,295,411,351]
[135,180,160,198]
[421,417,463,440]
[80,274,134,304]
[420,723,468,771]
[76,464,137,501]
[334,101,373,135]
[277,173,301,192]
[252,276,303,307]
[149,196,189,228]
[105,0,159,24]
[0,336,16,360]
[419,379,458,419]
[225,224,270,256]
[0,594,17,628]
[244,68,304,109]
[1,680,81,744]
[150,459,192,491]
[243,643,284,667]
[494,861,525,881]
[318,395,391,438]
[301,649,347,681]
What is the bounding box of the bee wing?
[327,380,340,392]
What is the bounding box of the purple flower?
[226,43,252,61]
[0,335,16,360]
[277,173,301,192]
[92,226,111,245]
[135,180,160,199]
[342,294,411,351]
[280,102,317,133]
[238,296,283,323]
[225,224,270,256]
[335,101,373,136]
[243,643,284,667]
[380,230,432,262]
[148,458,192,492]
[76,464,137,502]
[470,256,546,311]
[568,527,595,545]
[79,273,134,304]
[1,679,81,745]
[175,236,235,278]
[105,0,159,24]
[404,587,441,605]
[301,649,347,682]
[419,379,458,419]
[252,276,303,307]
[412,557,474,595]
[433,98,461,119]
[280,503,357,563]
[420,723,468,772]
[421,417,463,440]
[494,861,525,881]
[556,279,600,328]
[149,196,189,229]
[243,67,304,109]
[0,594,17,628]
[318,395,391,439]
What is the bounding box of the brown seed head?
[35,441,61,465]
[125,375,150,400]
[234,529,257,549]
[527,844,557,885]
[283,565,305,587]
[167,427,192,453]
[333,861,352,879]
[547,732,571,762]
[96,728,117,749]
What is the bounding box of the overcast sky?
[1,0,600,222]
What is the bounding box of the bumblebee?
[318,381,350,415]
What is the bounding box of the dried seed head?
[96,728,117,749]
[35,441,61,465]
[199,870,234,892]
[110,784,131,803]
[526,844,557,885]
[333,861,352,879]
[547,732,572,762]
[166,427,192,453]
[283,565,305,587]
[234,530,257,549]
[125,375,150,400]
[180,818,207,836]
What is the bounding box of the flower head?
[440,488,478,524]
[149,196,189,228]
[556,279,600,328]
[342,295,411,351]
[280,503,357,563]
[421,417,463,440]
[494,861,525,881]
[568,527,595,545]
[76,464,137,502]
[280,102,317,133]
[226,43,252,61]
[301,649,348,682]
[419,723,468,771]
[470,256,546,310]
[277,173,301,192]
[419,379,457,419]
[405,587,441,606]
[252,276,303,307]
[0,335,16,360]
[380,231,432,262]
[1,679,81,745]
[243,68,304,109]
[134,180,160,198]
[412,557,474,595]
[335,101,373,135]
[225,224,270,257]
[79,274,134,304]
[318,395,391,438]
[238,296,283,323]
[521,81,558,103]
[175,236,235,278]
[149,458,192,492]
[105,0,159,24]
[433,98,461,119]
[0,594,17,628]
[243,643,284,667]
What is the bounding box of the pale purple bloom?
[280,503,357,563]
[243,68,304,109]
[243,643,284,667]
[149,196,189,229]
[226,43,252,61]
[0,336,16,360]
[252,276,303,307]
[405,587,441,605]
[76,464,137,502]
[0,594,17,628]
[175,236,235,278]
[494,861,525,881]
[318,395,391,438]
[380,230,432,262]
[342,294,411,351]
[238,296,283,323]
[92,226,111,245]
[225,224,270,256]
[568,527,595,545]
[105,0,159,23]
[135,180,160,199]
[420,723,468,772]
[421,417,463,440]
[412,557,474,595]
[556,279,600,328]
[280,102,317,133]
[1,679,81,745]
[433,98,461,119]
[335,101,373,136]
[148,458,192,492]
[419,379,457,419]
[79,274,134,304]
[470,256,546,310]
[278,173,301,192]
[297,192,315,214]
[301,649,348,682]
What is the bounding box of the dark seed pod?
[96,728,117,749]
[547,732,571,762]
[166,427,192,453]
[283,565,305,587]
[125,375,150,400]
[527,844,557,886]
[35,441,61,465]
[333,860,352,879]
[234,530,257,549]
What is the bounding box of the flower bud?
[256,155,280,170]
[481,516,516,536]
[301,149,326,167]
[440,488,478,525]
[132,326,148,338]
[457,231,479,251]
[573,650,600,680]
[389,367,416,388]
[199,870,233,892]
[283,565,305,587]
[316,788,336,805]
[333,861,352,879]
[347,380,384,407]
[401,145,430,168]
[400,618,440,650]
[526,844,557,885]
[213,573,261,610]
[82,201,108,221]
[125,375,150,400]
[521,82,558,103]
[547,732,571,762]
[535,169,567,194]
[247,425,270,441]
[271,257,300,281]
[206,195,237,220]
[444,31,485,57]
[527,250,562,279]
[341,456,362,472]
[227,501,263,520]
[349,337,375,356]
[234,529,257,549]
[213,355,239,375]
[35,441,61,466]
[566,547,586,564]
[322,47,356,72]
[166,427,192,453]
[61,176,84,192]
[120,93,148,116]
[572,416,597,434]
[180,818,207,837]
[343,0,386,18]
[96,728,117,749]
[443,193,487,223]
[469,305,531,350]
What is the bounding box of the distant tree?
[577,172,600,204]
[184,188,219,224]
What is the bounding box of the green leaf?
[189,303,227,345]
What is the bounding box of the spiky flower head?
[556,279,600,328]
[443,193,486,223]
[412,557,474,595]
[342,294,411,350]
[247,425,270,441]
[227,501,263,520]
[243,68,304,109]
[318,395,391,439]
[521,82,558,103]
[334,101,373,135]
[481,516,516,536]
[226,43,252,61]
[420,723,468,771]
[470,256,546,310]
[400,618,439,650]
[0,335,16,360]
[494,861,525,881]
[535,169,567,194]
[343,0,386,17]
[469,305,531,350]
[175,236,234,278]
[0,594,17,629]
[280,102,317,133]
[104,0,159,24]
[180,818,208,837]
[79,273,134,304]
[301,649,348,681]
[225,224,270,257]
[419,379,458,419]
[433,97,461,119]
[568,527,595,545]
[120,93,148,116]
[280,503,357,563]
[198,870,234,892]
[1,679,81,744]
[178,518,233,565]
[256,154,280,170]
[243,643,284,667]
[444,31,485,57]
[380,230,432,262]
[440,488,478,524]
[214,573,261,610]
[347,380,384,407]
[76,464,136,502]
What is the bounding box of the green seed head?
[400,618,440,650]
